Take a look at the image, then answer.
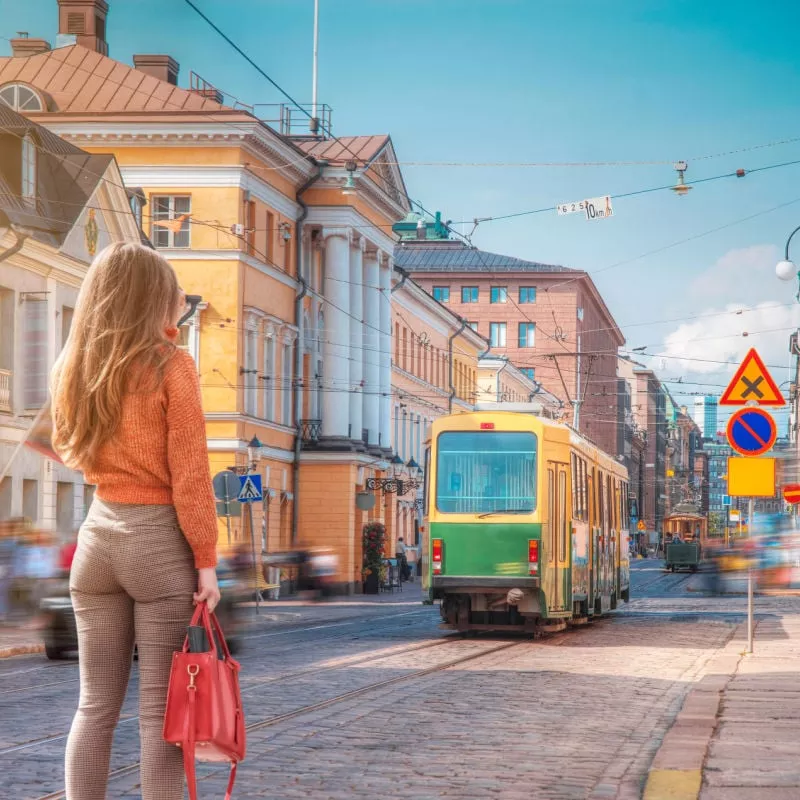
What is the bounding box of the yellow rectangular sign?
[727,457,776,497]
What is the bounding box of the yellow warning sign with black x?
[720,348,785,407]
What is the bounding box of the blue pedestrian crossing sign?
[237,474,263,503]
[723,495,731,506]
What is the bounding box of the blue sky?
[4,0,800,424]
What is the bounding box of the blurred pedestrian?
[396,537,410,581]
[0,520,15,623]
[50,242,220,800]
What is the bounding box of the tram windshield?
[435,431,537,514]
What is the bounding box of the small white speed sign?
[557,196,614,220]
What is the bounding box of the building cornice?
[304,205,396,256]
[38,119,316,183]
[117,164,300,221]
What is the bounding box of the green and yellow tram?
[422,411,630,632]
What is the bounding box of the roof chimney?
[133,54,180,86]
[10,34,51,58]
[57,0,108,55]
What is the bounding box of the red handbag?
[163,603,246,800]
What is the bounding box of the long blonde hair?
[51,242,182,471]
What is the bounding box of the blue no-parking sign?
[726,407,777,458]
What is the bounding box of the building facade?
[396,230,625,457]
[475,356,564,416]
[618,357,668,541]
[0,105,142,532]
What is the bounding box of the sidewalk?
[644,605,800,800]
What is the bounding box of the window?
[151,195,191,248]
[0,83,43,112]
[282,341,293,426]
[467,322,478,332]
[56,482,74,534]
[489,322,507,347]
[21,134,36,202]
[519,286,537,304]
[521,367,536,381]
[244,322,257,417]
[490,286,507,304]
[519,322,536,348]
[263,333,275,422]
[433,286,450,303]
[436,431,537,514]
[246,201,256,257]
[23,298,47,409]
[23,479,38,522]
[265,211,275,264]
[461,286,479,303]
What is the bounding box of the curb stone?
[642,623,747,800]
[0,642,45,659]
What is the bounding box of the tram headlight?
[528,540,539,574]
[432,538,443,575]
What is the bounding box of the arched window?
[0,83,44,112]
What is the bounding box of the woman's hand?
[194,567,221,613]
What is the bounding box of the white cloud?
[688,244,781,305]
[659,301,799,375]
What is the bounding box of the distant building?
[396,214,625,457]
[692,395,719,439]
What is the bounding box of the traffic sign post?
[213,470,241,546]
[238,473,264,614]
[721,348,783,655]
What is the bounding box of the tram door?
[547,461,570,613]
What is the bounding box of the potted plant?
[362,521,386,594]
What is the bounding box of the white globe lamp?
[776,260,797,282]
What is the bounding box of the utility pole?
[746,497,754,653]
[310,0,320,134]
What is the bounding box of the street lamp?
[406,458,423,482]
[247,436,263,470]
[776,224,800,288]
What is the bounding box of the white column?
[321,228,351,440]
[349,236,365,444]
[378,254,392,451]
[362,247,381,447]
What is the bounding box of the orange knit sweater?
[80,348,218,569]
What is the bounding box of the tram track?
[0,612,442,755]
[33,636,525,800]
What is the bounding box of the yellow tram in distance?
[422,411,631,633]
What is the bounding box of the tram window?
[435,430,537,514]
[570,454,578,518]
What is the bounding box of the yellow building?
[476,356,565,418]
[2,1,458,591]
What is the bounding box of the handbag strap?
[183,675,198,800]
[182,664,239,800]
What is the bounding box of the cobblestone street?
[3,562,793,799]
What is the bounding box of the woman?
[51,241,220,800]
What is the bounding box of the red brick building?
[395,236,625,457]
